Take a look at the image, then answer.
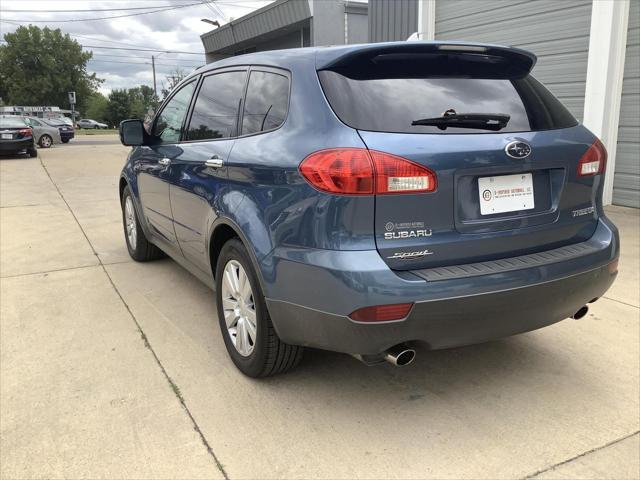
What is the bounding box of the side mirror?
[119,119,145,146]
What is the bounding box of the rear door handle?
[204,156,224,169]
[158,157,171,166]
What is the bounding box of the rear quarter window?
[318,69,577,134]
[241,70,289,135]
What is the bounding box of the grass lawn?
[75,128,118,135]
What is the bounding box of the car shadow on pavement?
[0,153,34,160]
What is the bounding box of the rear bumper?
[263,217,619,355]
[0,138,34,153]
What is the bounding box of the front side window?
[241,71,289,135]
[186,71,246,141]
[153,81,196,143]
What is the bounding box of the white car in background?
[19,116,61,148]
[76,118,109,129]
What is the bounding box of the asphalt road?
[1,136,638,479]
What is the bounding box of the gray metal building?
[200,0,368,63]
[368,0,639,208]
[616,0,639,207]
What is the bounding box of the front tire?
[121,185,164,262]
[38,134,52,148]
[216,238,303,377]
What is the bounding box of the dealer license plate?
[1,134,12,140]
[478,173,534,215]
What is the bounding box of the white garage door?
[613,0,640,208]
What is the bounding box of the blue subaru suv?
[119,42,619,377]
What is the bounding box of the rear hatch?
[0,117,32,143]
[318,43,604,270]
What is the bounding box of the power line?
[1,2,200,13]
[91,53,201,63]
[88,59,201,68]
[0,20,202,56]
[2,1,209,23]
[81,45,204,55]
[0,0,260,10]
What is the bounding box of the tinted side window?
[242,71,289,135]
[187,71,246,140]
[153,81,196,143]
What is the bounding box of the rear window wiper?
[411,112,510,131]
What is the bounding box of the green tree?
[0,26,102,112]
[138,85,159,111]
[160,68,187,99]
[106,89,131,127]
[85,92,108,122]
[105,85,158,127]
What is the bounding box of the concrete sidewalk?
[1,140,638,479]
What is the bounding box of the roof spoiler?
[316,42,537,79]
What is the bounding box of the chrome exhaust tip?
[571,305,589,320]
[383,344,416,366]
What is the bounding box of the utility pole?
[152,55,157,98]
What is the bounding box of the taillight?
[349,303,414,322]
[370,151,437,194]
[299,148,436,195]
[299,148,374,194]
[18,128,32,137]
[578,139,607,177]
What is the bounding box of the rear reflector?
[349,303,413,322]
[608,259,619,274]
[578,139,607,177]
[300,148,436,195]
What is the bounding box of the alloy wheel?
[124,196,137,248]
[221,260,257,356]
[40,135,52,148]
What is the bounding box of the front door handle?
[158,157,171,166]
[204,157,224,169]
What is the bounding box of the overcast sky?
[0,0,271,95]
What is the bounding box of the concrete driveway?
[1,136,639,479]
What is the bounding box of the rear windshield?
[0,116,27,128]
[318,70,577,134]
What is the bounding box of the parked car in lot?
[0,116,37,157]
[77,118,108,129]
[118,42,619,377]
[20,116,61,148]
[42,118,75,143]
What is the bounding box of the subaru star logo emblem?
[505,141,532,159]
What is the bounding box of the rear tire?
[61,138,70,143]
[121,185,164,262]
[216,238,303,377]
[28,147,37,158]
[38,134,52,148]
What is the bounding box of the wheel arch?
[208,218,270,295]
[118,176,128,201]
[119,174,154,242]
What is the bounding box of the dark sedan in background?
[0,116,37,157]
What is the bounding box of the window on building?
[153,80,196,143]
[186,71,247,141]
[241,71,289,135]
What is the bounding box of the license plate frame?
[478,173,535,215]
[1,133,13,140]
